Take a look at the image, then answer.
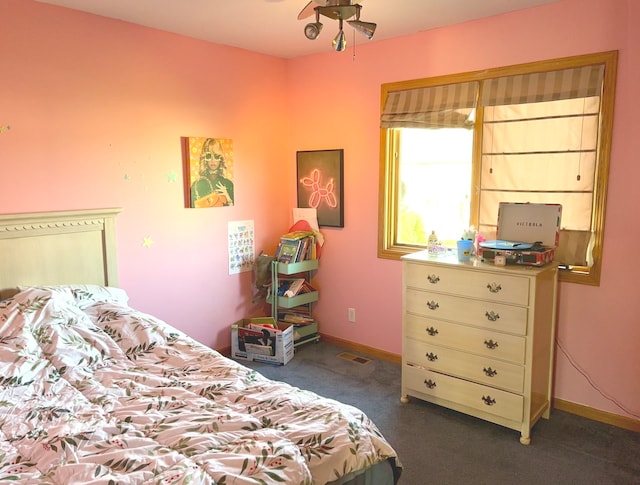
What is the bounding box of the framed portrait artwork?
[183,136,235,208]
[296,149,344,228]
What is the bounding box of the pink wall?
[0,0,291,346]
[287,0,640,421]
[1,0,638,421]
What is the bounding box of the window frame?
[378,51,618,286]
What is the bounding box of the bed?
[0,209,401,484]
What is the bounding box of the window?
[378,51,618,285]
[396,128,474,245]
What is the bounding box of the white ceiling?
[36,0,560,59]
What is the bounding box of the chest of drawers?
[401,251,558,444]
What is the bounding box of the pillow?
[67,285,129,309]
[18,284,129,309]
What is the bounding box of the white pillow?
[18,284,129,309]
[68,285,130,309]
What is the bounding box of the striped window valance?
[381,81,479,129]
[481,65,604,107]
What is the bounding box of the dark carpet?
[241,341,640,485]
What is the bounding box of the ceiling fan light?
[332,29,347,52]
[347,20,377,40]
[304,22,323,40]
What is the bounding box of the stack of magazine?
[237,320,282,356]
[278,309,315,325]
[275,230,316,263]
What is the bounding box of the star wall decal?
[168,171,177,183]
[142,236,154,248]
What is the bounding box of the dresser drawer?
[405,288,528,335]
[404,313,526,364]
[403,364,524,422]
[403,337,524,393]
[404,263,530,305]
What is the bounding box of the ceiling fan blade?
[297,1,322,20]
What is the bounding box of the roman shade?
[381,81,479,129]
[478,64,606,267]
[480,65,604,106]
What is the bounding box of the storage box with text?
[231,317,294,365]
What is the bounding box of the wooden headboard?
[0,208,122,297]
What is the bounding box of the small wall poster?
[228,220,255,275]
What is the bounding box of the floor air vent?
[337,352,372,365]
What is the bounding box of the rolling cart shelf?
[270,259,319,348]
[268,291,318,308]
[275,259,318,274]
[293,322,321,347]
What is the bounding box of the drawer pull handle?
[426,300,439,310]
[483,367,498,377]
[482,395,497,406]
[484,339,499,350]
[426,327,439,336]
[486,282,502,293]
[485,310,500,322]
[427,274,440,284]
[425,352,438,362]
[424,379,437,389]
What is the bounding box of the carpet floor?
[241,341,640,485]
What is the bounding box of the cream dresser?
[401,251,558,444]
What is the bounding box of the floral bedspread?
[0,286,400,484]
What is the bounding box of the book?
[278,308,312,319]
[283,278,305,297]
[248,320,277,330]
[281,230,314,240]
[238,326,263,339]
[238,326,272,354]
[308,235,316,260]
[248,323,281,334]
[276,280,288,296]
[277,231,316,263]
[299,280,316,293]
[241,324,278,356]
[277,239,302,263]
[298,236,311,262]
[276,278,307,297]
[281,312,314,324]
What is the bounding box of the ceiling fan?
[297,1,377,52]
